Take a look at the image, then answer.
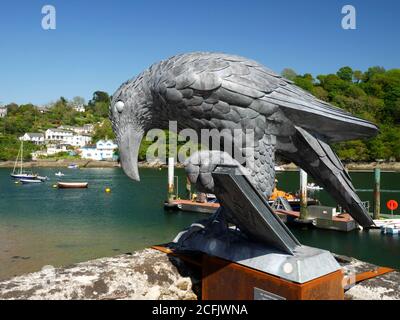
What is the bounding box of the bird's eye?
[115,101,125,113]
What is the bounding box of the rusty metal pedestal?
[202,254,344,300]
[153,245,344,300]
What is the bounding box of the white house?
[58,124,94,135]
[80,140,118,161]
[37,106,50,114]
[45,128,73,142]
[83,124,94,134]
[46,144,68,155]
[64,134,92,147]
[0,107,7,118]
[19,133,45,145]
[45,128,92,147]
[31,144,70,160]
[73,104,86,112]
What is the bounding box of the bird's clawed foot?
[184,150,249,194]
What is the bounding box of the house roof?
[47,128,72,134]
[97,139,116,144]
[81,145,96,149]
[58,125,92,132]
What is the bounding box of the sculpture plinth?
[202,255,344,300]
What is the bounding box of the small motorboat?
[19,179,43,184]
[67,164,79,169]
[57,182,88,189]
[307,183,324,191]
[55,171,65,177]
[37,176,49,181]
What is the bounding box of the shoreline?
[0,160,184,169]
[0,160,399,171]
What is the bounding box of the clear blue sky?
[0,0,399,105]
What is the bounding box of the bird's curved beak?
[118,125,144,181]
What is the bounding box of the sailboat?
[10,141,38,180]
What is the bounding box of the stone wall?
[0,249,199,300]
[0,248,399,300]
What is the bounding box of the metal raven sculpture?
[110,52,378,227]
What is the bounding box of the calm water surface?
[0,167,399,280]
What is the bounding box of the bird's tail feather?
[279,127,375,227]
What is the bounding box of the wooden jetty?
[164,199,219,214]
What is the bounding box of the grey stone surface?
[0,249,199,300]
[110,52,378,227]
[337,254,400,300]
[1,248,398,300]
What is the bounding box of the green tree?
[337,66,353,82]
[294,73,314,92]
[281,68,297,81]
[87,91,111,118]
[92,119,115,142]
[353,70,364,83]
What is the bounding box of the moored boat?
[10,141,39,180]
[307,182,323,191]
[19,179,43,184]
[11,173,38,179]
[57,182,88,189]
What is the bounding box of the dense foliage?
[0,92,114,160]
[283,66,400,161]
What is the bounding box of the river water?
[0,167,399,280]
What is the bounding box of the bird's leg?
[184,150,249,228]
[249,134,277,197]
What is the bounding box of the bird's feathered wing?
[152,52,378,141]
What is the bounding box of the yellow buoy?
[105,188,111,193]
[52,184,58,188]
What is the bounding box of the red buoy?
[386,200,398,211]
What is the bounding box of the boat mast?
[20,141,23,174]
[12,141,21,174]
[13,141,22,174]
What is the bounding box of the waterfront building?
[45,128,73,142]
[58,124,94,135]
[44,128,92,147]
[64,134,92,147]
[31,144,70,160]
[19,133,45,145]
[46,144,69,155]
[80,140,118,161]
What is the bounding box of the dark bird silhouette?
[110,52,378,227]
